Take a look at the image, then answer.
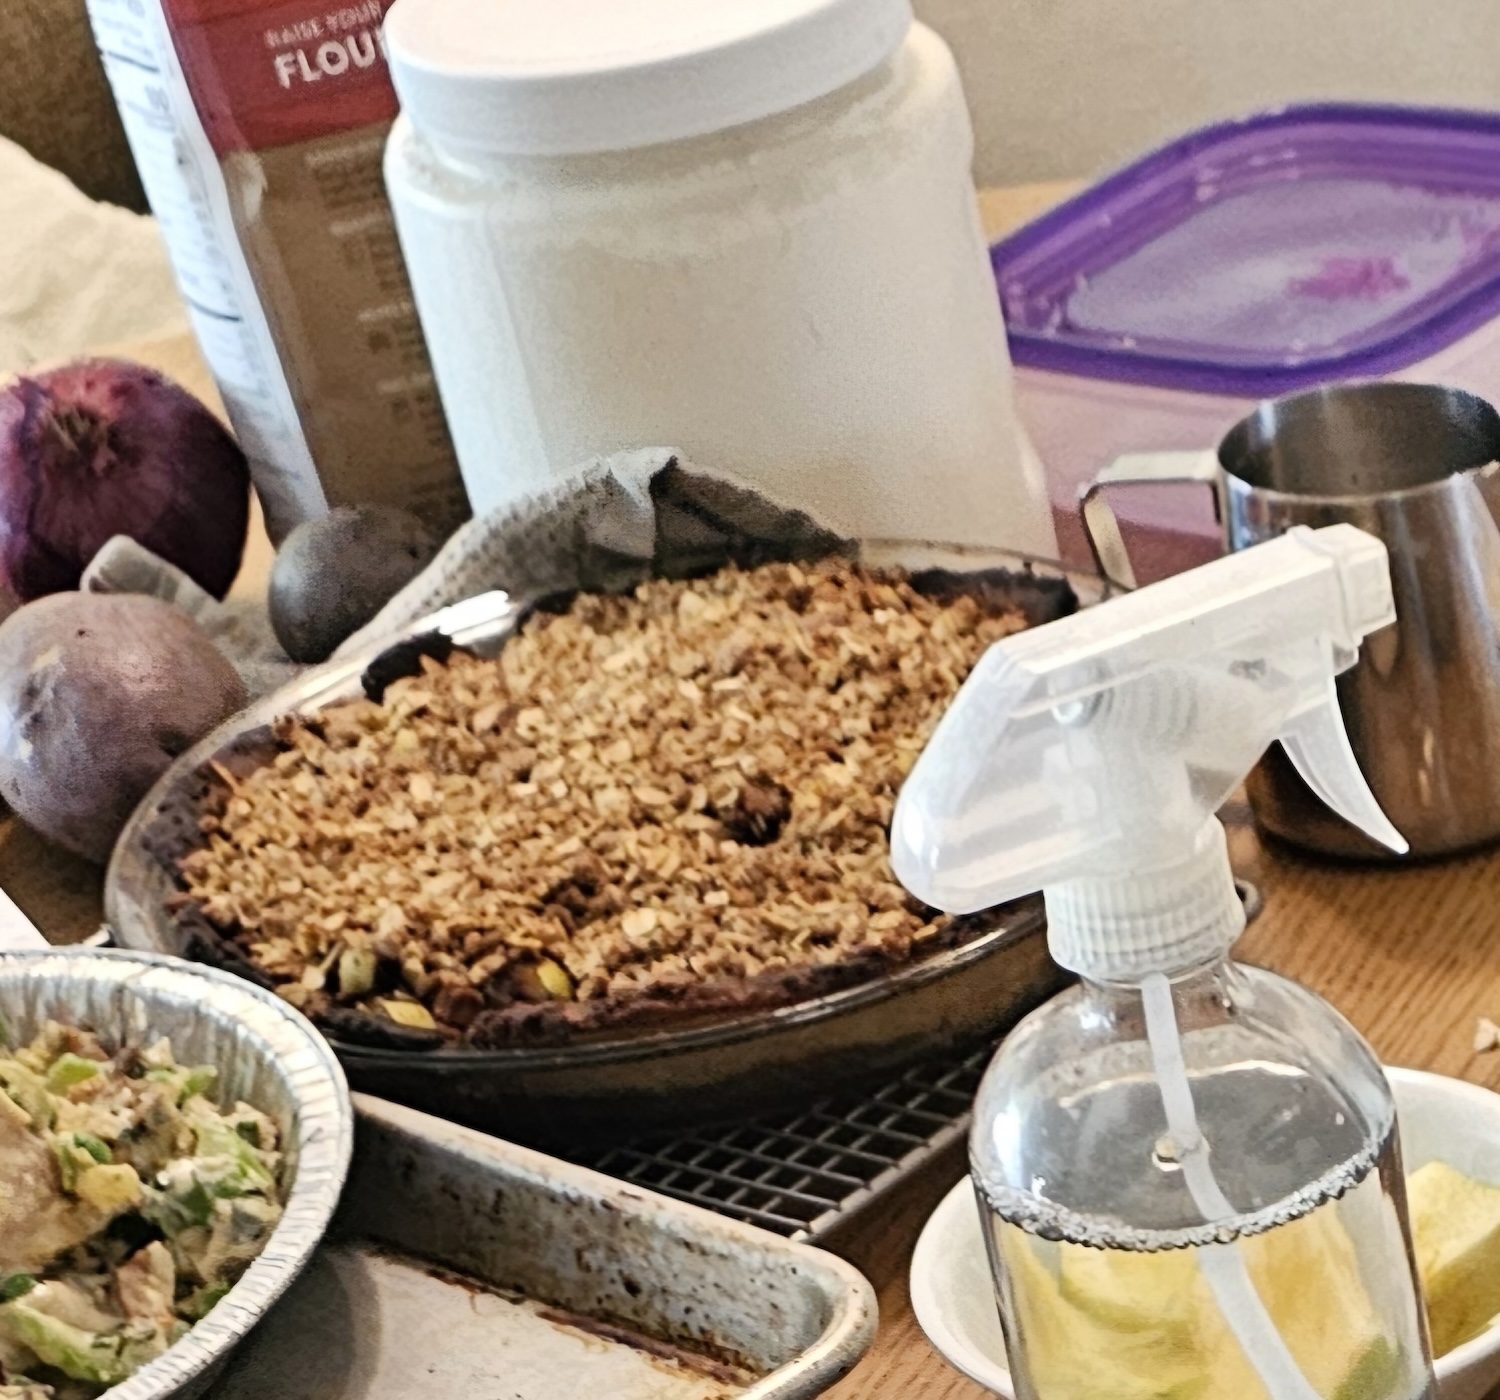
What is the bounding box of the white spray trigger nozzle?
[891,524,1404,971]
[1279,686,1408,855]
[1273,525,1407,855]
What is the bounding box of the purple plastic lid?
[992,104,1500,396]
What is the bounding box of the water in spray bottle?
[892,525,1435,1400]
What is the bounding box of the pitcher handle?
[1081,451,1224,590]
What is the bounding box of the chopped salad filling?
[0,1021,283,1398]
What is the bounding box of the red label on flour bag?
[166,0,397,153]
[85,0,470,542]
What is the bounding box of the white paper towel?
[0,135,186,375]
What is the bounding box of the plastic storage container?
[381,0,1057,557]
[993,104,1500,571]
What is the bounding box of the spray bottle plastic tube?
[1141,973,1322,1400]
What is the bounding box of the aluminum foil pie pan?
[0,948,353,1399]
[105,542,1101,1146]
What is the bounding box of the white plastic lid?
[383,0,914,159]
[1044,819,1246,980]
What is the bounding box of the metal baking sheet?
[107,543,1100,1145]
[206,1094,877,1400]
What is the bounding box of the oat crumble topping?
[177,558,1032,1042]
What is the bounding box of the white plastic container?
[381,0,1057,556]
[992,104,1500,575]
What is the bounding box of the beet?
[0,359,250,602]
[269,504,440,662]
[0,593,247,863]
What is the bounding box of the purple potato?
[0,593,247,862]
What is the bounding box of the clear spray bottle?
[892,524,1436,1400]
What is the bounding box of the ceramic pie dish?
[107,542,1101,1146]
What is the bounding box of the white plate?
[910,1066,1500,1400]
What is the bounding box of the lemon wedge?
[1235,1208,1401,1400]
[990,1158,1500,1396]
[1408,1160,1500,1357]
[992,1201,1398,1400]
[996,1225,1209,1400]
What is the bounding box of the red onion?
[0,359,250,601]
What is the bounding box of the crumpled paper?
[0,136,186,376]
[335,449,849,657]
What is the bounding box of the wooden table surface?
[20,178,1500,1397]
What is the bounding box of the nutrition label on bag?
[87,0,242,329]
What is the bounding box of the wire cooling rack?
[573,1041,992,1242]
[573,880,1262,1242]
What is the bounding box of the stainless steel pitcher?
[1082,382,1500,860]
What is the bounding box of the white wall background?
[915,0,1500,187]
